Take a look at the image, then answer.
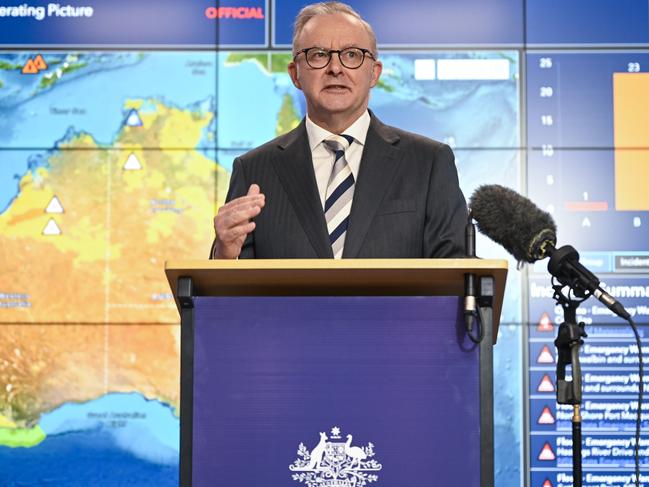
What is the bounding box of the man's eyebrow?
[339,43,359,49]
[308,44,361,51]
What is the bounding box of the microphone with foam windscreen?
[469,184,557,263]
[469,184,629,320]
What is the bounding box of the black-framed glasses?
[293,47,376,69]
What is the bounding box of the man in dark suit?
[211,1,467,259]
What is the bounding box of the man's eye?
[343,50,362,61]
[313,51,328,58]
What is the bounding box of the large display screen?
[526,50,649,487]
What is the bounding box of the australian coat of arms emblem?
[289,426,382,486]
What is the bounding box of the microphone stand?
[546,244,641,487]
[551,283,587,487]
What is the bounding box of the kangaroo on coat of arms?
[289,426,382,487]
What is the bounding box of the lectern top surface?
[164,258,508,340]
[166,258,507,271]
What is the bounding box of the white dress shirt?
[305,111,371,208]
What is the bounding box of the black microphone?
[464,211,477,332]
[469,184,630,320]
[547,244,630,320]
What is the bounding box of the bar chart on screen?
[527,51,649,255]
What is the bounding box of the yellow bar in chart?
[613,72,649,211]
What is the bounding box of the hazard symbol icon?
[42,218,62,236]
[537,406,555,425]
[123,153,143,171]
[537,345,554,364]
[21,54,48,74]
[22,59,38,74]
[537,312,554,332]
[124,109,143,127]
[34,54,47,70]
[538,442,556,461]
[537,374,555,392]
[45,196,64,214]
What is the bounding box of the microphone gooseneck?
[464,211,477,333]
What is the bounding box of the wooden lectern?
[166,259,507,487]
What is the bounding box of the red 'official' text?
[205,7,265,19]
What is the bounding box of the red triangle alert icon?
[542,479,554,487]
[537,312,554,332]
[537,374,555,392]
[22,59,39,74]
[537,406,556,425]
[34,54,48,71]
[538,442,556,461]
[537,345,554,364]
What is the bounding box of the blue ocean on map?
[0,392,179,486]
[0,153,29,213]
[217,53,287,151]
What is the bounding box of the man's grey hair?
[292,2,378,56]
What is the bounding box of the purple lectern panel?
[192,296,479,486]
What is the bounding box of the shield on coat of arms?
[324,442,347,466]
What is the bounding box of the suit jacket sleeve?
[423,143,467,258]
[209,156,256,259]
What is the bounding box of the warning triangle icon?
[42,218,62,236]
[538,442,556,461]
[22,59,39,74]
[537,312,554,332]
[34,54,48,71]
[45,196,64,214]
[537,345,554,364]
[125,109,143,127]
[537,374,555,392]
[537,406,556,425]
[542,479,554,487]
[123,153,142,170]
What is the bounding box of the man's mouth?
[323,85,349,92]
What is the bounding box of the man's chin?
[317,98,355,114]
[308,99,366,124]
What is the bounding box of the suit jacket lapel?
[272,121,333,258]
[343,116,402,258]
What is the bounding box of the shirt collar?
[305,110,371,151]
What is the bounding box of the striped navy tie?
[323,134,355,259]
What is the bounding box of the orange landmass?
[0,99,227,422]
[0,323,179,425]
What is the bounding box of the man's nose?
[326,53,344,74]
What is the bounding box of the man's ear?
[369,59,383,88]
[288,62,302,90]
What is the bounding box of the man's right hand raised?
[212,184,265,259]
